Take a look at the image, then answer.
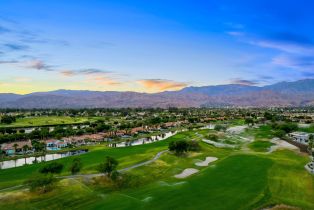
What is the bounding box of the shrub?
[207,134,219,142]
[169,140,189,155]
[214,124,227,131]
[70,158,82,174]
[39,162,64,174]
[97,156,119,179]
[187,140,201,151]
[0,115,16,124]
[25,174,56,193]
[114,173,142,189]
[272,122,298,133]
[274,130,286,138]
[279,123,298,133]
[91,173,143,190]
[169,140,200,155]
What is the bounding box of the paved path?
[58,150,169,179]
[0,184,24,192]
[0,150,169,192]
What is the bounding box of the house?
[289,132,313,145]
[1,141,33,155]
[130,127,146,134]
[63,133,105,146]
[46,139,68,151]
[46,139,56,148]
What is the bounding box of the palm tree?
[13,143,18,155]
[0,148,5,160]
[39,142,47,161]
[22,144,29,164]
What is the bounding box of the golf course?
[0,116,97,128]
[0,127,313,210]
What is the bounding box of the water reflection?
[109,131,177,148]
[0,150,88,170]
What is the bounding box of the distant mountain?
[179,84,260,96]
[0,93,22,103]
[264,79,314,94]
[2,79,314,108]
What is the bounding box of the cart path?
[58,150,169,179]
[0,150,169,192]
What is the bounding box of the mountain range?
[2,79,314,108]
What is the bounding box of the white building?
[289,132,313,145]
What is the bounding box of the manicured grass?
[1,128,314,210]
[266,150,314,209]
[1,150,314,210]
[0,116,98,128]
[0,154,272,210]
[242,125,274,140]
[248,141,274,152]
[0,130,203,189]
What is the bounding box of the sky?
[1,0,314,94]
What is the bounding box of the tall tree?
[97,156,119,179]
[13,143,18,154]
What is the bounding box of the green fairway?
[267,150,314,209]
[0,130,205,189]
[0,128,314,210]
[248,141,274,152]
[0,155,273,210]
[242,125,274,140]
[90,155,273,210]
[0,116,97,128]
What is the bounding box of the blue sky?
[1,0,314,93]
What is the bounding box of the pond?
[109,131,177,147]
[0,149,88,170]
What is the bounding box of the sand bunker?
[195,157,218,166]
[226,125,247,134]
[174,168,199,178]
[202,139,236,148]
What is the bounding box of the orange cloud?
[92,76,121,86]
[137,79,188,92]
[61,70,76,77]
[60,68,121,86]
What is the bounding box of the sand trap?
[202,139,236,148]
[226,125,247,134]
[195,157,218,166]
[174,168,199,179]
